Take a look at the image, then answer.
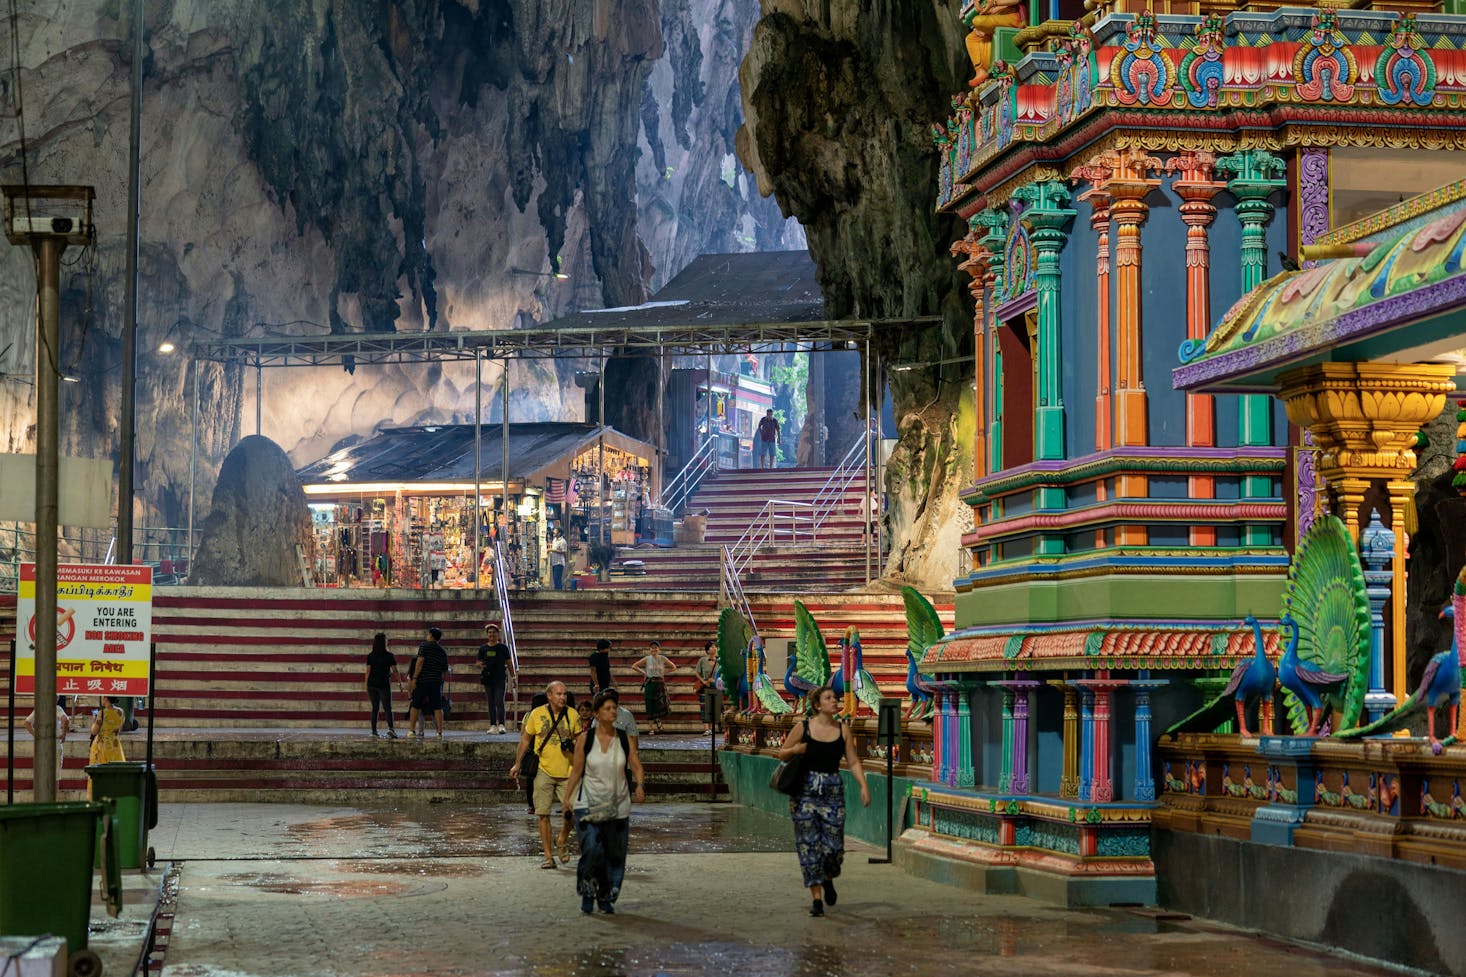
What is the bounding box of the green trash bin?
[84,762,156,871]
[0,801,107,958]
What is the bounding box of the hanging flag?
[545,477,566,504]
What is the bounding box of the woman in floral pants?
[776,686,871,916]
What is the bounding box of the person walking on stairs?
[631,640,678,735]
[478,622,513,734]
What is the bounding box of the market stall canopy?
[295,422,657,495]
[1173,181,1466,395]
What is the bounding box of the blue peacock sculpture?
[1338,568,1464,751]
[1276,611,1349,736]
[747,634,792,715]
[837,626,883,718]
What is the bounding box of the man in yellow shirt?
[509,681,582,868]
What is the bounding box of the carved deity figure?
[965,0,1025,88]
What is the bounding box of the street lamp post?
[3,184,96,803]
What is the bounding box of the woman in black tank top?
[775,685,872,917]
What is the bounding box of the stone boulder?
[190,436,314,587]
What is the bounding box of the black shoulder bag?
[769,721,809,797]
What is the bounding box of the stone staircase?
[0,588,953,797]
[614,465,876,591]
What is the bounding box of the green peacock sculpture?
[902,585,942,721]
[1278,514,1371,734]
[784,600,831,712]
[717,606,752,711]
[1165,514,1370,737]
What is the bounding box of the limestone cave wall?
[738,1,974,591]
[0,0,799,535]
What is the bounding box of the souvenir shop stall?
[296,422,658,589]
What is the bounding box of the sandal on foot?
[558,842,571,864]
[540,857,556,869]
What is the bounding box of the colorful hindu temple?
[873,0,1466,960]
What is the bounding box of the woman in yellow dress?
[88,696,127,767]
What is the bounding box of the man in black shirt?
[477,622,513,735]
[408,626,449,739]
[587,638,613,696]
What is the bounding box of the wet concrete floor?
[130,803,1413,977]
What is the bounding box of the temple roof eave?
[1173,188,1466,394]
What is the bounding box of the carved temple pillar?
[1078,684,1095,801]
[977,210,1009,475]
[1166,152,1227,546]
[1218,149,1288,546]
[1051,679,1080,798]
[1361,514,1398,721]
[995,679,1040,794]
[955,681,977,789]
[999,685,1016,792]
[1014,180,1076,464]
[1278,361,1457,703]
[953,222,993,482]
[1069,164,1113,455]
[1090,148,1160,545]
[1078,672,1123,803]
[1131,674,1167,802]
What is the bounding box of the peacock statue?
[903,585,941,721]
[1166,615,1277,737]
[785,600,831,711]
[716,606,752,712]
[1338,570,1464,752]
[1278,514,1371,735]
[747,635,793,715]
[1276,611,1349,736]
[837,626,883,718]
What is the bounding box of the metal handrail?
[491,536,521,719]
[660,437,718,515]
[806,434,868,532]
[724,433,868,577]
[719,545,759,639]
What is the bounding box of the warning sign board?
[16,563,153,696]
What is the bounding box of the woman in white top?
[631,640,678,734]
[25,697,71,790]
[563,691,646,914]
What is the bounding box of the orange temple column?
[953,223,993,482]
[1166,152,1226,546]
[1071,160,1113,549]
[1087,148,1160,545]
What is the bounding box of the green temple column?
[1014,180,1076,464]
[999,686,1016,792]
[956,680,978,789]
[1217,149,1286,547]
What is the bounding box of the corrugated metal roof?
[536,251,825,332]
[296,422,648,485]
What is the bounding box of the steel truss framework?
[186,319,933,368]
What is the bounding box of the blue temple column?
[937,684,957,786]
[1131,673,1167,802]
[1250,736,1320,847]
[1361,514,1398,723]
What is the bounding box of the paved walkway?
[79,802,1415,977]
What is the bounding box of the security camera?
[10,216,75,235]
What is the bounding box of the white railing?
[661,437,718,515]
[491,536,521,719]
[719,545,759,639]
[724,433,868,578]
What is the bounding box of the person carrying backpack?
[561,690,646,914]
